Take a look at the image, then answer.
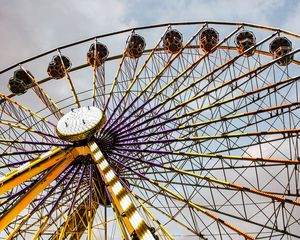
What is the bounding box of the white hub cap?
[56,106,105,142]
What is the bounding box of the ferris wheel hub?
[56,106,105,142]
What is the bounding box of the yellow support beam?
[0,146,89,195]
[0,146,89,232]
[129,191,174,240]
[88,141,155,240]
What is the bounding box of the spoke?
[87,162,93,240]
[114,151,300,206]
[0,92,55,127]
[0,93,59,146]
[110,157,256,240]
[128,188,174,240]
[103,52,126,113]
[0,146,88,196]
[114,147,299,164]
[0,147,86,232]
[109,29,276,136]
[102,26,172,130]
[128,179,299,239]
[57,50,80,108]
[56,164,86,240]
[93,58,106,109]
[32,164,81,239]
[6,164,78,239]
[116,128,300,145]
[116,72,300,141]
[131,191,206,239]
[107,25,243,133]
[0,120,58,139]
[0,138,70,147]
[88,141,156,240]
[20,65,64,119]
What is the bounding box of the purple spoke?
[104,26,246,135]
[1,165,76,224]
[101,25,209,134]
[65,164,87,217]
[0,159,32,168]
[89,162,93,210]
[115,73,300,142]
[0,149,50,157]
[0,139,70,147]
[114,47,298,141]
[44,164,81,218]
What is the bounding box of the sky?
[1,0,300,70]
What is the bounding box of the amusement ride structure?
[0,21,299,239]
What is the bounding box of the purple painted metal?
[88,162,93,209]
[0,180,36,206]
[103,26,244,135]
[46,164,81,217]
[108,156,147,180]
[113,151,162,168]
[0,149,50,157]
[115,147,170,155]
[0,139,71,147]
[6,165,77,223]
[66,164,87,216]
[118,126,179,143]
[0,159,32,168]
[106,32,289,140]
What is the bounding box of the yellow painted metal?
[147,26,243,104]
[175,74,299,123]
[138,25,209,100]
[132,191,203,237]
[117,147,299,164]
[176,128,300,141]
[0,146,89,232]
[55,197,97,240]
[87,210,92,240]
[0,147,61,195]
[92,42,98,107]
[171,150,299,164]
[105,53,126,108]
[20,65,64,119]
[130,191,174,240]
[5,214,30,240]
[57,215,70,240]
[57,50,80,108]
[112,202,130,240]
[88,141,155,240]
[177,102,300,130]
[116,160,255,240]
[0,146,89,195]
[0,120,42,135]
[32,216,49,240]
[122,27,169,99]
[145,178,256,240]
[0,93,52,126]
[161,164,300,206]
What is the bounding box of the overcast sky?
[1,0,300,70]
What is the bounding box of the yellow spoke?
[57,50,80,108]
[20,65,64,119]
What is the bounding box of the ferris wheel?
[0,21,300,239]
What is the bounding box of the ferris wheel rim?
[1,20,300,239]
[1,20,300,75]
